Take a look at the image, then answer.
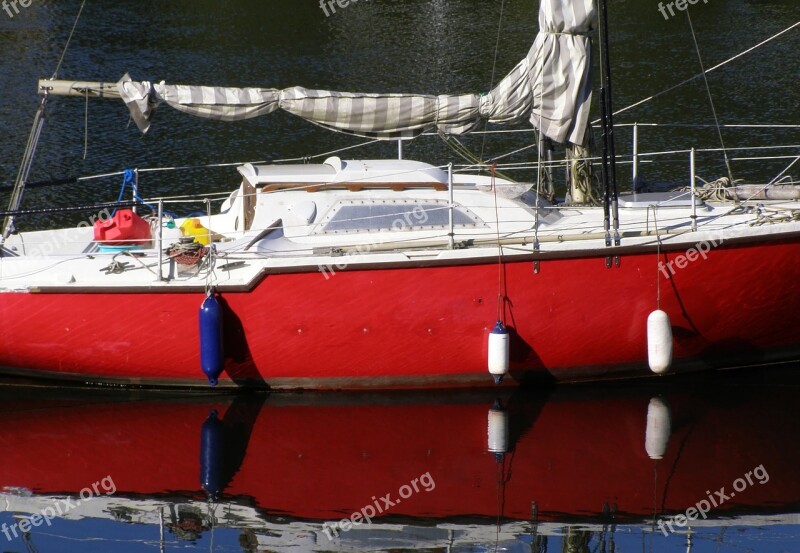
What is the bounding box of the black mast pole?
[596,0,620,264]
[596,0,611,250]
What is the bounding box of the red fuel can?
[94,209,152,246]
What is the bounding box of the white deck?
[0,158,798,291]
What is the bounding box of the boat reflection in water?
[0,369,798,552]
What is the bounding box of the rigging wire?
[478,0,507,164]
[685,9,733,182]
[35,132,796,188]
[137,137,382,175]
[439,132,518,183]
[51,0,88,80]
[604,20,800,121]
[37,141,797,190]
[767,154,800,186]
[487,142,538,164]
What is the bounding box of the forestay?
[119,0,594,145]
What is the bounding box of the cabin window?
[315,199,484,234]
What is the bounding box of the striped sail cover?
[118,0,594,145]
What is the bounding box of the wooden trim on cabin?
[261,181,449,193]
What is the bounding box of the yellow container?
[180,218,213,245]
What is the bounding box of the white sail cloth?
[119,0,594,145]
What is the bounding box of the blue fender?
[199,293,225,386]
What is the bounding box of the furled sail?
[118,0,594,145]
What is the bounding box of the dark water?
[0,367,799,551]
[0,0,798,228]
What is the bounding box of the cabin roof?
[238,157,449,185]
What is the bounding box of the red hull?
[0,375,798,522]
[1,239,799,387]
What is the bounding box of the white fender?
[647,309,673,374]
[488,321,510,384]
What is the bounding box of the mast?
[596,0,620,264]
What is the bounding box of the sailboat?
[0,0,798,389]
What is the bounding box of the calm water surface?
[0,1,799,550]
[0,368,798,551]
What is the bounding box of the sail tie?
[541,30,590,36]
